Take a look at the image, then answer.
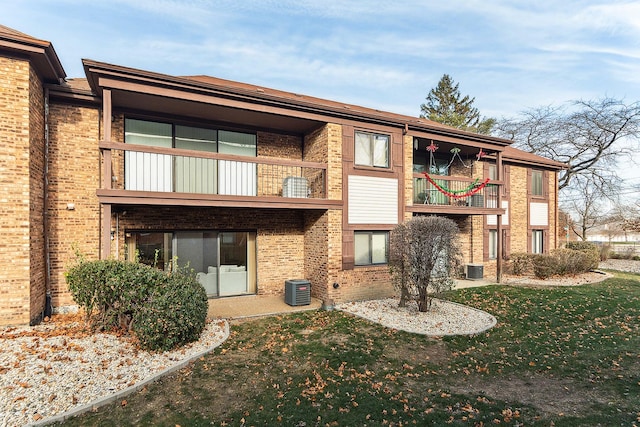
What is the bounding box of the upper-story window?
[355,131,389,168]
[531,170,543,196]
[488,164,497,180]
[414,150,449,175]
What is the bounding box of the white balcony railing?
[100,141,327,199]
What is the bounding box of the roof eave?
[82,59,514,146]
[0,32,66,83]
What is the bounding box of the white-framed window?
[488,229,498,260]
[532,229,544,254]
[531,170,543,196]
[355,131,389,168]
[354,231,389,265]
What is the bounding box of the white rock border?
[336,298,497,336]
[18,320,230,427]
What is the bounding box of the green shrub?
[66,260,164,330]
[133,266,208,351]
[66,260,207,351]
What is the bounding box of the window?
[488,230,498,259]
[355,131,389,168]
[532,230,544,254]
[488,164,497,180]
[531,170,543,196]
[354,231,389,265]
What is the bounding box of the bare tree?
[563,177,610,241]
[389,216,462,312]
[495,98,640,192]
[609,201,640,234]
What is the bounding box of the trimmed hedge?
[508,246,598,280]
[66,260,208,351]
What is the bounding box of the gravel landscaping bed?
[337,298,497,336]
[0,318,228,427]
[598,258,640,273]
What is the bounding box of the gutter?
[43,87,52,318]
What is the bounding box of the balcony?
[97,141,340,210]
[409,174,504,215]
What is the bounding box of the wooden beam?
[496,151,503,283]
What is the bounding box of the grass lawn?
[58,273,640,426]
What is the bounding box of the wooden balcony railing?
[99,141,327,200]
[413,175,500,209]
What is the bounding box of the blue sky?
[5,0,640,120]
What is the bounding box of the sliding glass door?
[124,120,172,192]
[127,230,256,297]
[124,119,257,196]
[218,130,257,196]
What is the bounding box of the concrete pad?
[207,294,323,320]
[454,278,493,289]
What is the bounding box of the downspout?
[43,88,52,318]
[470,215,473,264]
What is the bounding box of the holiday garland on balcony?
[422,140,491,198]
[422,173,490,199]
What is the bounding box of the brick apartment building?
[0,25,565,326]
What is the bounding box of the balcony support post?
[102,89,112,190]
[100,203,112,260]
[100,90,113,259]
[496,151,503,283]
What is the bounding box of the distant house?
[0,25,566,326]
[587,221,640,244]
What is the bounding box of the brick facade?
[46,102,101,310]
[0,27,565,325]
[0,56,33,325]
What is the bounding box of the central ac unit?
[283,176,309,198]
[285,279,311,306]
[465,264,484,280]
